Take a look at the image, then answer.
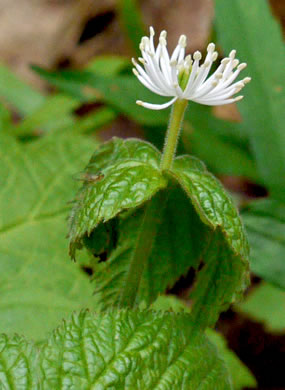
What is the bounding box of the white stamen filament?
[132,27,250,110]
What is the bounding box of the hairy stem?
[119,193,164,308]
[160,99,188,170]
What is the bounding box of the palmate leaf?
[90,186,208,307]
[0,310,232,389]
[152,295,257,390]
[0,334,38,390]
[0,133,97,340]
[69,139,249,329]
[167,156,250,329]
[69,137,168,258]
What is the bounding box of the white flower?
[132,27,251,110]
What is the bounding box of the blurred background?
[0,1,284,389]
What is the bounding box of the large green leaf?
[0,133,97,340]
[69,139,212,308]
[215,0,285,199]
[39,310,231,389]
[0,310,231,389]
[69,137,167,258]
[206,330,257,390]
[242,199,285,289]
[89,186,208,308]
[152,296,257,390]
[0,334,38,389]
[168,155,250,328]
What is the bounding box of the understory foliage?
[0,0,284,389]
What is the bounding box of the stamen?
[179,35,187,48]
[159,37,167,46]
[207,43,215,52]
[233,59,239,68]
[134,27,250,110]
[221,58,230,65]
[193,51,202,61]
[243,77,251,84]
[238,63,247,70]
[215,73,223,79]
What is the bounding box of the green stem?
[160,99,188,170]
[119,193,164,308]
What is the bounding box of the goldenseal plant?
[133,26,251,110]
[67,27,251,389]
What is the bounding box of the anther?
[221,58,230,65]
[238,63,247,70]
[150,26,155,36]
[243,77,251,84]
[207,43,215,52]
[215,72,223,79]
[160,30,167,39]
[193,51,202,61]
[136,100,143,106]
[212,52,218,61]
[233,59,239,68]
[179,35,187,47]
[229,50,236,59]
[235,96,244,102]
[132,69,139,76]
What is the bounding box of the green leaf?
[39,310,231,389]
[152,295,257,390]
[0,310,232,389]
[89,186,208,308]
[238,282,285,333]
[215,0,285,199]
[206,330,257,390]
[0,334,38,389]
[168,155,250,328]
[86,55,129,75]
[0,133,97,340]
[13,94,79,136]
[242,199,285,289]
[32,68,169,125]
[0,62,45,115]
[69,137,167,257]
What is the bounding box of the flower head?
[132,27,251,110]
